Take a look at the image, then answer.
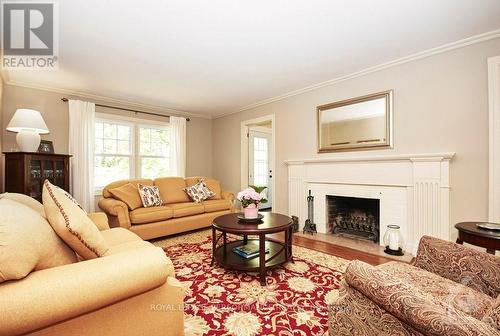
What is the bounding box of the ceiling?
[3,0,500,118]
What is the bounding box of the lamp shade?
[6,109,49,134]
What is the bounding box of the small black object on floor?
[384,246,404,256]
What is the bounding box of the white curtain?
[169,116,186,177]
[68,100,95,212]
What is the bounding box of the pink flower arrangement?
[237,186,268,208]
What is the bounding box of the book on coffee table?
[233,242,269,259]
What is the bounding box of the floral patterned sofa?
[329,236,500,336]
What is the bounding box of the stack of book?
[232,242,269,259]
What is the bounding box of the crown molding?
[0,79,211,120]
[214,29,500,119]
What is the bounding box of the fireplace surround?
[286,152,454,254]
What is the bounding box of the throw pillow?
[184,180,215,203]
[138,184,163,207]
[0,198,77,283]
[43,180,109,259]
[109,183,143,210]
[56,185,87,213]
[0,192,46,218]
[186,177,222,200]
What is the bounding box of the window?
[94,114,170,192]
[139,126,170,179]
[252,136,268,186]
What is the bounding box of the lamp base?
[384,246,404,256]
[16,130,41,152]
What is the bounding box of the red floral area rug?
[153,230,348,336]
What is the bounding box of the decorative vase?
[244,206,259,219]
[383,225,404,256]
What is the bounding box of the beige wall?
[213,37,500,238]
[1,84,213,191]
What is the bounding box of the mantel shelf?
[284,152,455,165]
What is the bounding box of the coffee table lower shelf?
[213,239,288,282]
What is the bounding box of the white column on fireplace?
[286,153,454,254]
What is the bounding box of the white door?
[248,130,272,209]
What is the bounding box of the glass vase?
[383,225,404,256]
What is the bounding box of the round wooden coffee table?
[455,222,500,254]
[211,212,293,286]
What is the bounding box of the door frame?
[489,55,500,222]
[241,114,276,209]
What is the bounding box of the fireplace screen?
[326,195,380,243]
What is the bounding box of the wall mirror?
[317,90,393,152]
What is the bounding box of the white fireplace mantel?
[286,152,455,254]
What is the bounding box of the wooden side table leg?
[259,233,266,286]
[243,234,248,244]
[211,227,216,266]
[486,249,496,255]
[289,226,294,263]
[456,238,463,245]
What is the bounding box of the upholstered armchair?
[328,236,500,336]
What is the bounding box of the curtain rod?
[60,98,190,121]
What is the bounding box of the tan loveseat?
[98,176,234,240]
[0,196,184,336]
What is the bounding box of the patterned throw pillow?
[138,184,163,207]
[184,180,215,203]
[56,185,87,213]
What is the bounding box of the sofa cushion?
[0,198,77,283]
[102,178,154,198]
[379,261,494,320]
[108,183,143,210]
[154,177,190,204]
[129,206,174,224]
[104,240,154,255]
[168,202,204,218]
[483,296,500,331]
[0,192,47,218]
[43,180,109,259]
[100,227,143,246]
[186,176,221,200]
[202,199,232,213]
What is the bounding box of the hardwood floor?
[291,234,397,266]
[270,232,401,266]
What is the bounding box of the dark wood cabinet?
[3,152,71,202]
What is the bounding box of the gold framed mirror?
[317,90,393,152]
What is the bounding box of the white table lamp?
[6,109,50,152]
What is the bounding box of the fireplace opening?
[326,195,380,243]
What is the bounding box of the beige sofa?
[0,197,184,336]
[98,176,234,240]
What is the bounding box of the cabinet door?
[54,160,66,189]
[28,159,43,201]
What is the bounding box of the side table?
[454,222,500,255]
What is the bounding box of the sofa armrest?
[0,247,173,336]
[87,212,110,231]
[221,191,234,201]
[413,235,500,298]
[345,260,499,336]
[98,197,131,229]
